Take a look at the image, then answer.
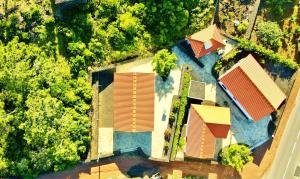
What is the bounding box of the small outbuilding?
[218,54,286,122]
[188,80,205,100]
[188,25,225,59]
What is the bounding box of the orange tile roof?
[113,72,154,132]
[185,106,216,159]
[188,25,225,58]
[219,55,286,121]
[191,104,231,138]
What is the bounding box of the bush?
[169,112,176,126]
[256,21,283,49]
[235,38,298,70]
[172,98,180,112]
[152,49,177,80]
[170,70,191,159]
[164,128,172,141]
[236,21,249,35]
[220,144,253,171]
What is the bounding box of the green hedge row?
[213,38,299,77]
[234,37,299,70]
[170,70,191,159]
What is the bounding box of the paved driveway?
[172,46,271,148]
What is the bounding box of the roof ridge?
[191,105,218,137]
[237,66,276,111]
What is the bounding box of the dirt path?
[245,0,261,39]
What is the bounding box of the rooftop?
[188,80,205,100]
[187,25,225,59]
[219,54,286,121]
[113,72,154,132]
[191,104,231,125]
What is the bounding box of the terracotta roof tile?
[188,25,225,58]
[113,72,154,132]
[220,67,275,121]
[219,55,286,121]
[185,107,216,159]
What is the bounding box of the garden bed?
[170,65,191,160]
[251,0,300,63]
[162,96,180,159]
[217,0,255,37]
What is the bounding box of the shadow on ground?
[155,75,175,100]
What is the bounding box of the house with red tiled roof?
[218,54,286,122]
[185,104,231,159]
[188,25,225,59]
[113,72,154,132]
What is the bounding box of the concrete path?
[264,90,300,179]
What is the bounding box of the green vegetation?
[265,0,292,16]
[256,21,283,49]
[152,49,177,80]
[236,21,249,35]
[0,38,92,177]
[0,0,214,177]
[220,144,253,171]
[214,38,298,77]
[236,38,298,70]
[171,70,191,159]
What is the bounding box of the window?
[204,40,212,49]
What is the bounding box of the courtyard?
[172,45,272,148]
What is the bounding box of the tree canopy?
[220,144,253,171]
[0,0,214,177]
[256,21,283,49]
[152,49,177,80]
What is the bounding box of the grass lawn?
[252,0,300,63]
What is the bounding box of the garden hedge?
[234,38,299,70]
[170,70,191,159]
[213,38,299,77]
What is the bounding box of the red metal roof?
[185,107,216,159]
[219,67,275,121]
[188,25,225,59]
[113,72,154,132]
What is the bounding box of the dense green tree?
[220,144,253,171]
[0,38,92,177]
[266,0,292,16]
[0,0,215,177]
[142,0,189,47]
[152,49,177,80]
[256,21,283,49]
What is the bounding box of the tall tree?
[152,49,177,80]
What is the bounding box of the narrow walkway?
[245,0,261,39]
[89,81,99,161]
